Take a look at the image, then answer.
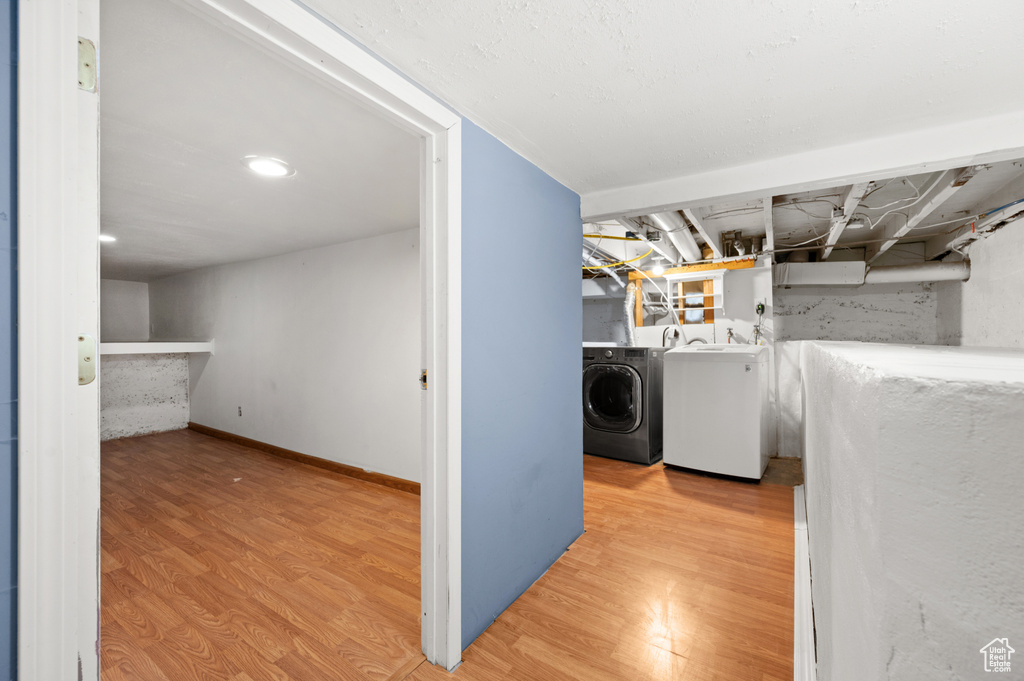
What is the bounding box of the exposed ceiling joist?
[866,167,977,263]
[763,197,775,255]
[617,217,681,264]
[924,200,1024,260]
[821,182,871,260]
[681,209,722,259]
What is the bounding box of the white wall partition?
[149,229,422,482]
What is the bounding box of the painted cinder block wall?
[461,120,584,648]
[801,342,1024,680]
[1,1,15,678]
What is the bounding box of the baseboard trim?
[187,422,420,496]
[794,484,816,681]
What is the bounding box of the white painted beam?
[866,168,964,264]
[924,200,1024,259]
[580,109,1024,222]
[617,217,681,264]
[763,196,775,255]
[681,209,721,259]
[821,182,871,261]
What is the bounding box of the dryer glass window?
[583,364,643,433]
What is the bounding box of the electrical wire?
[861,177,922,211]
[581,247,653,270]
[582,234,642,241]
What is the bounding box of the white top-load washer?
[663,344,770,479]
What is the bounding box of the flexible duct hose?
[624,282,637,347]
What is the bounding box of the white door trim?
[17,0,464,673]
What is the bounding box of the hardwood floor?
[409,456,794,681]
[101,429,424,681]
[102,431,794,681]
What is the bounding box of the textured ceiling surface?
[101,0,419,282]
[305,0,1024,196]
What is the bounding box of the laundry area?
[580,160,1024,678]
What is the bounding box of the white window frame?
[17,0,463,676]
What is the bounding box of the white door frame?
[17,0,464,675]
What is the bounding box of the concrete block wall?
[100,353,190,441]
[800,342,1024,680]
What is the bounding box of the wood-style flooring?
[101,429,423,681]
[102,430,794,681]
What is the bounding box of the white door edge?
[17,0,464,673]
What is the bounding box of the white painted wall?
[936,223,1024,348]
[100,353,189,440]
[800,342,1024,681]
[148,228,422,482]
[100,279,149,341]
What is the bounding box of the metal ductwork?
[624,282,637,347]
[863,261,970,284]
[647,211,703,263]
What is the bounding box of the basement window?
[677,279,715,325]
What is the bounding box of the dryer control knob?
[604,350,614,359]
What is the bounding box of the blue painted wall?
[461,120,583,649]
[0,2,14,679]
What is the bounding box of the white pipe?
[583,249,625,289]
[647,211,703,263]
[864,261,970,284]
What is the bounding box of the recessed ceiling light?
[99,234,116,242]
[242,155,295,178]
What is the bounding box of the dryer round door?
[583,363,643,433]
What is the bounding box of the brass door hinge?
[419,370,427,390]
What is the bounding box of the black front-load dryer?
[582,345,664,465]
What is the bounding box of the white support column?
[820,182,870,261]
[763,196,775,256]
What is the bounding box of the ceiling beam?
[820,182,871,261]
[617,217,681,264]
[763,196,775,255]
[866,167,975,264]
[924,199,1024,260]
[681,209,722,259]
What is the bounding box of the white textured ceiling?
[305,0,1024,196]
[101,0,419,282]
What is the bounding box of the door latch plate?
[79,334,96,385]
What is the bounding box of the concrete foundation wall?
[937,223,1024,348]
[801,342,1024,681]
[100,353,189,440]
[775,283,937,344]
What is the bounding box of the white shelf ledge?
[99,341,215,356]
